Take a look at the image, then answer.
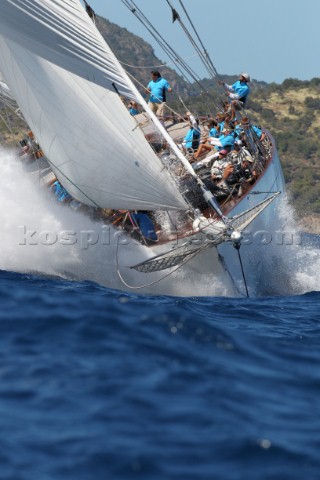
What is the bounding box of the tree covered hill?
[246,79,320,222]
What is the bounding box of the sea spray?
[0,148,317,296]
[0,149,229,296]
[0,148,118,285]
[245,194,319,296]
[277,195,320,294]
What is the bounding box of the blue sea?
[1,240,319,480]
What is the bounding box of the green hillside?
[246,79,320,219]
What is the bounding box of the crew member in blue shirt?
[50,179,71,203]
[219,72,251,107]
[208,119,220,138]
[146,70,172,118]
[251,124,266,141]
[209,126,235,152]
[182,125,201,153]
[238,116,266,143]
[193,119,219,160]
[128,101,139,116]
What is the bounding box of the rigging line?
[122,49,201,110]
[179,22,215,79]
[236,248,249,297]
[164,0,217,80]
[120,0,192,80]
[120,0,217,105]
[177,93,189,112]
[43,155,100,208]
[177,0,220,79]
[166,0,232,109]
[198,91,215,118]
[119,53,199,69]
[163,0,220,110]
[165,0,215,78]
[130,231,225,270]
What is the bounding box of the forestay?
[0,0,188,210]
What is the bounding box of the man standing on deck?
[218,73,251,107]
[146,71,172,120]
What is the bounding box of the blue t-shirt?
[218,121,225,132]
[147,77,171,103]
[231,80,250,102]
[51,181,71,202]
[129,107,139,116]
[184,128,201,149]
[131,213,157,241]
[215,132,235,151]
[221,133,235,148]
[252,125,262,138]
[234,124,243,139]
[209,127,219,137]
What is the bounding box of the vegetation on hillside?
[248,79,320,216]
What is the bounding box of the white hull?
[97,138,286,297]
[217,143,286,296]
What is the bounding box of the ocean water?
[0,149,319,478]
[0,271,319,480]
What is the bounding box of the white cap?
[240,72,250,82]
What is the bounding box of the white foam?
[0,148,318,296]
[0,148,112,282]
[275,194,320,294]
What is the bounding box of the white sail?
[0,0,188,211]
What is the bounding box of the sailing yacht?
[0,0,285,297]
